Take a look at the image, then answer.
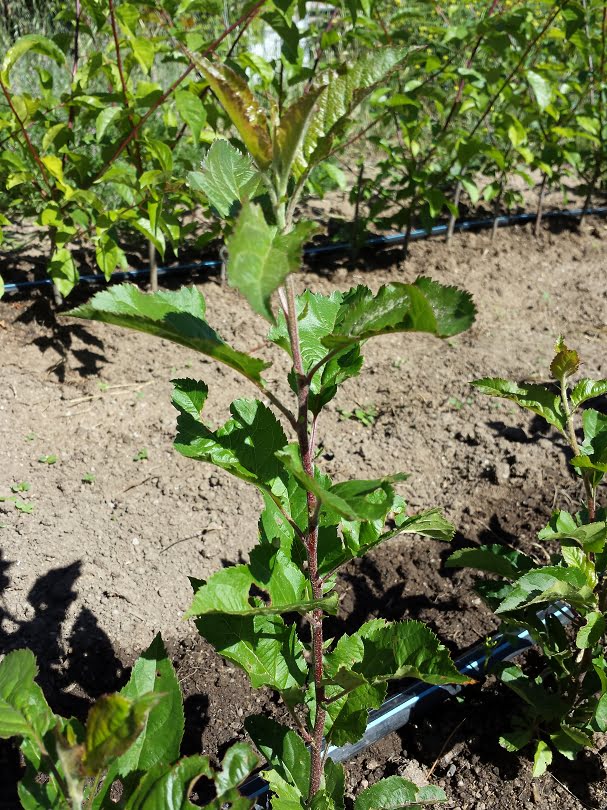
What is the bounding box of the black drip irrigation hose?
[243,602,575,806]
[3,207,607,295]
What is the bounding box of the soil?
[1,215,607,807]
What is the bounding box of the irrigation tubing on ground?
[3,206,607,295]
[243,602,576,806]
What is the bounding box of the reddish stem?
[0,80,50,193]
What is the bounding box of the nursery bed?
[1,219,607,806]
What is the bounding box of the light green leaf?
[96,107,122,142]
[471,378,566,433]
[193,57,272,169]
[49,247,78,297]
[527,70,552,110]
[68,285,269,384]
[532,740,552,778]
[570,379,607,411]
[0,649,54,740]
[175,88,207,143]
[115,634,184,776]
[496,566,593,614]
[188,139,260,217]
[95,233,127,280]
[227,203,317,322]
[1,34,65,84]
[576,611,605,650]
[354,776,446,809]
[538,512,607,554]
[194,611,307,692]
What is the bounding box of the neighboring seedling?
[448,339,607,775]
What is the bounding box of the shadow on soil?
[0,551,128,804]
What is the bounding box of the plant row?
[2,30,607,807]
[0,0,605,297]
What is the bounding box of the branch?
[90,0,269,184]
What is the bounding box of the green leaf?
[267,289,363,408]
[576,612,606,650]
[68,285,269,385]
[471,378,566,433]
[96,232,127,280]
[189,139,260,218]
[496,566,593,614]
[49,248,78,298]
[595,693,607,732]
[391,507,455,542]
[185,545,337,619]
[570,379,607,411]
[532,740,552,778]
[83,692,161,773]
[354,776,445,809]
[572,409,607,475]
[1,34,65,84]
[123,755,213,809]
[227,202,317,322]
[194,612,307,692]
[0,649,54,740]
[538,511,607,554]
[96,107,122,142]
[446,544,536,580]
[172,380,287,490]
[115,634,184,776]
[277,444,406,521]
[295,48,410,177]
[500,666,568,720]
[323,278,475,349]
[245,716,310,799]
[175,89,207,143]
[527,70,552,110]
[194,57,272,169]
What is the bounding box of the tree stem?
[283,276,325,800]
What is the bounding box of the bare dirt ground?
[1,216,607,807]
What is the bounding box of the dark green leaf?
[172,380,287,491]
[446,544,536,580]
[175,89,207,143]
[68,285,269,384]
[124,755,212,809]
[245,716,310,798]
